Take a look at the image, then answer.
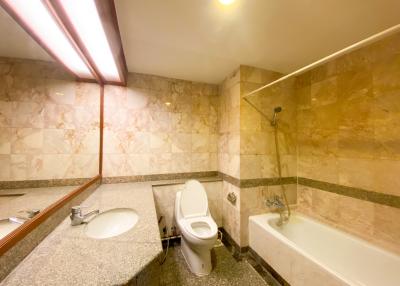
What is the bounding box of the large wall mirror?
[0,7,100,242]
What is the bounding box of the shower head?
[271,106,282,126]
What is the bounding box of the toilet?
[174,180,218,276]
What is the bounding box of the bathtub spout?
[265,195,289,226]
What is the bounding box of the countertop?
[0,182,162,286]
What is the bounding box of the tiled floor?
[160,243,274,286]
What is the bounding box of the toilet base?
[181,236,212,276]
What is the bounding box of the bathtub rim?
[249,212,400,286]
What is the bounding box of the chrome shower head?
[271,106,282,126]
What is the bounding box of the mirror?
[0,8,100,240]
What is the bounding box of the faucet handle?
[71,206,83,215]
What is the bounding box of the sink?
[0,219,22,240]
[85,208,138,239]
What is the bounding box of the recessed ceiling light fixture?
[219,0,235,5]
[1,0,94,79]
[50,0,123,84]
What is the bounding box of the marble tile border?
[104,171,295,189]
[151,177,221,187]
[102,171,219,184]
[218,172,400,209]
[298,177,400,209]
[218,172,296,188]
[0,178,92,190]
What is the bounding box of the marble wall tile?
[295,32,400,253]
[222,181,241,245]
[0,101,12,127]
[0,58,100,181]
[171,133,191,153]
[373,204,400,250]
[0,127,11,154]
[103,72,218,177]
[150,153,172,174]
[11,128,43,154]
[0,155,10,179]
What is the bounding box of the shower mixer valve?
[265,195,285,209]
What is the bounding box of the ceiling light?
[219,0,235,5]
[52,0,122,83]
[1,0,94,79]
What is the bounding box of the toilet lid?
[180,180,208,218]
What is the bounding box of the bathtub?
[249,213,400,286]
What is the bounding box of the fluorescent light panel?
[57,0,121,83]
[3,0,94,79]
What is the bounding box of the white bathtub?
[249,213,400,286]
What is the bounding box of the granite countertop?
[1,182,162,286]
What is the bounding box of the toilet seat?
[181,216,218,240]
[180,180,208,218]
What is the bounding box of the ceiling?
[115,0,400,83]
[0,1,399,84]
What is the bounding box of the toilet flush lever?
[227,192,237,205]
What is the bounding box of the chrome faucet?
[70,206,99,226]
[265,195,288,226]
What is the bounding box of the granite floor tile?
[160,244,270,286]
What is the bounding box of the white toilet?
[175,180,218,276]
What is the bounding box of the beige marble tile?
[45,79,75,105]
[171,133,191,153]
[11,102,44,128]
[170,112,192,133]
[338,157,375,190]
[240,155,262,179]
[373,204,400,251]
[339,195,374,237]
[372,53,400,92]
[0,101,12,127]
[191,133,209,153]
[149,153,172,174]
[9,154,28,180]
[103,154,131,177]
[310,76,338,107]
[74,82,100,106]
[44,104,75,129]
[150,111,171,132]
[170,153,191,173]
[0,127,11,154]
[297,186,313,214]
[372,159,400,196]
[150,133,171,154]
[191,153,210,172]
[11,128,43,155]
[312,189,341,224]
[0,154,10,179]
[125,87,150,110]
[43,129,74,154]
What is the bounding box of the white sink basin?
[85,208,138,239]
